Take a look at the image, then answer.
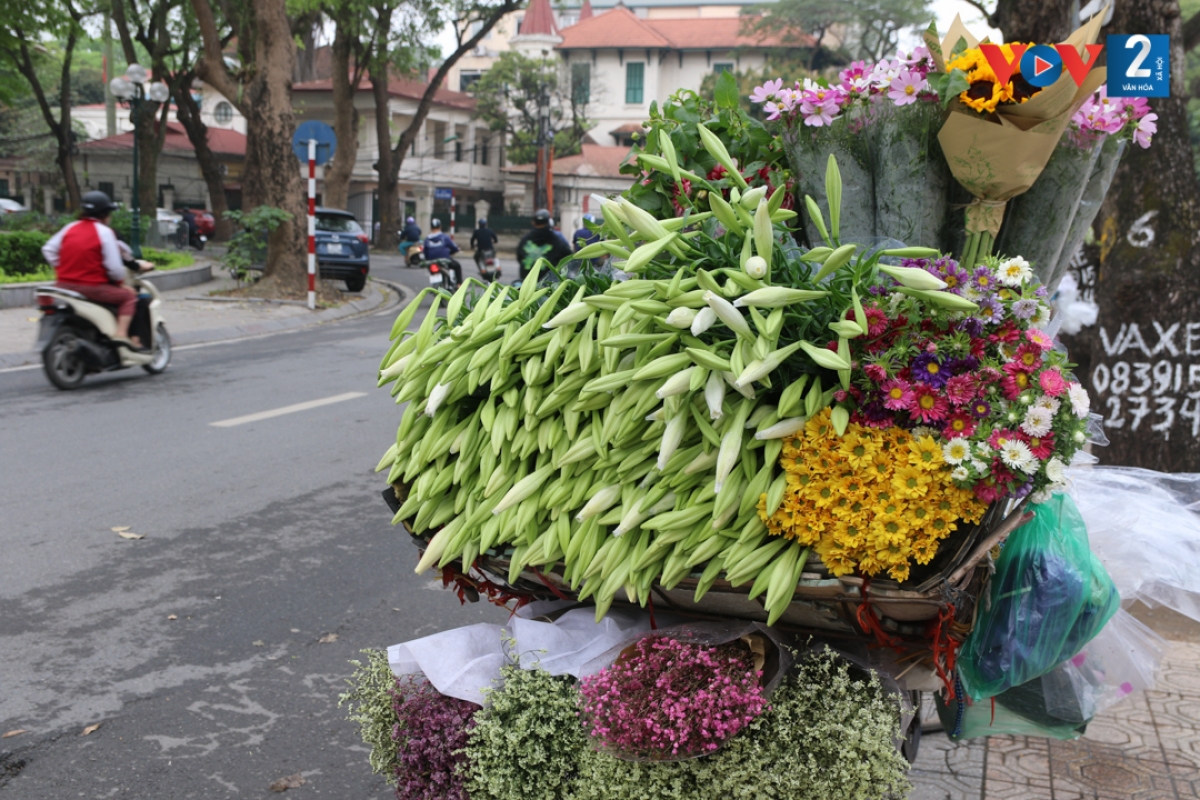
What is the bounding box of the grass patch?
[0,248,196,284]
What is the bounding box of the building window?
[625,62,644,104]
[460,70,483,93]
[572,62,590,105]
[0,179,8,198]
[515,15,523,33]
[98,181,114,200]
[713,62,734,75]
[455,140,463,162]
[480,138,489,166]
[214,101,234,125]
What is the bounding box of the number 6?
[1126,35,1152,79]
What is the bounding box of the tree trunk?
[322,20,359,211]
[372,54,399,251]
[134,101,168,246]
[193,0,306,291]
[989,0,1073,44]
[1070,0,1200,470]
[174,73,232,241]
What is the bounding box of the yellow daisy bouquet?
[759,409,985,583]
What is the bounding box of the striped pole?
[449,191,456,237]
[307,139,316,310]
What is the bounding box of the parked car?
[156,208,182,239]
[314,207,370,292]
[175,208,215,238]
[0,198,28,215]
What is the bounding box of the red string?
[855,578,906,651]
[928,605,962,699]
[531,568,573,602]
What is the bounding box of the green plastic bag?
[959,494,1119,701]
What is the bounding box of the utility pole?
[103,1,116,137]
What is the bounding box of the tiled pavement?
[910,640,1200,799]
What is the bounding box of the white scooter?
[35,262,171,390]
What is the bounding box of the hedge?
[0,231,50,276]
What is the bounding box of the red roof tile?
[558,8,808,50]
[79,122,246,156]
[520,0,559,36]
[293,76,475,111]
[557,6,669,49]
[505,143,632,179]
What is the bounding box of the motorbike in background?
[400,240,423,268]
[174,220,207,250]
[425,257,460,293]
[475,248,500,283]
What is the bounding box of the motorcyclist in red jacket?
[41,191,147,349]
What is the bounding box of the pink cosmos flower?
[1135,113,1158,149]
[888,70,927,106]
[839,61,872,93]
[750,78,784,105]
[801,96,841,127]
[1039,368,1068,396]
[763,101,782,121]
[880,378,913,411]
[945,374,979,406]
[908,383,949,423]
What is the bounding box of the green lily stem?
[961,231,980,270]
[978,231,993,265]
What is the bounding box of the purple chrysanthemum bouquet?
[577,636,768,760]
[390,675,479,800]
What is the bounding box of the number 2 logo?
[1125,34,1152,78]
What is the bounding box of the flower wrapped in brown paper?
[925,10,1107,269]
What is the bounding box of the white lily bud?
[705,370,726,419]
[690,306,717,336]
[740,186,768,209]
[879,265,948,291]
[755,417,807,440]
[743,255,768,280]
[425,382,451,416]
[704,290,753,337]
[665,307,698,328]
[656,366,698,399]
[576,484,622,521]
[656,412,688,470]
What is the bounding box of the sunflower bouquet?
[942,43,1042,115]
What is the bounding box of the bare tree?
[374,0,521,251]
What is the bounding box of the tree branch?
[190,0,242,110]
[958,0,994,25]
[12,38,63,140]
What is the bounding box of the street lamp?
[110,63,170,257]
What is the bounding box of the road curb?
[0,278,407,370]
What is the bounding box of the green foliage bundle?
[344,646,908,800]
[339,649,404,784]
[0,230,49,275]
[464,664,589,800]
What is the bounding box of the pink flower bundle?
[390,675,479,800]
[749,48,938,127]
[1069,86,1156,149]
[577,636,768,759]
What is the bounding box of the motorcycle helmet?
[406,216,415,224]
[478,219,487,227]
[431,217,442,228]
[533,209,551,225]
[81,190,116,218]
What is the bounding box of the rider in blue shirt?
[423,218,462,285]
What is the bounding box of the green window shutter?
[625,62,644,104]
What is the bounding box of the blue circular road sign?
[293,120,337,166]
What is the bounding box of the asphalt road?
[0,257,508,797]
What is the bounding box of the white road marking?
[209,391,366,427]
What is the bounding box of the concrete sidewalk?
[911,609,1200,799]
[0,272,402,369]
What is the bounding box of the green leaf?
[942,68,970,107]
[714,70,738,110]
[950,36,969,59]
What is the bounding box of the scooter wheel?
[142,323,172,374]
[43,328,88,390]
